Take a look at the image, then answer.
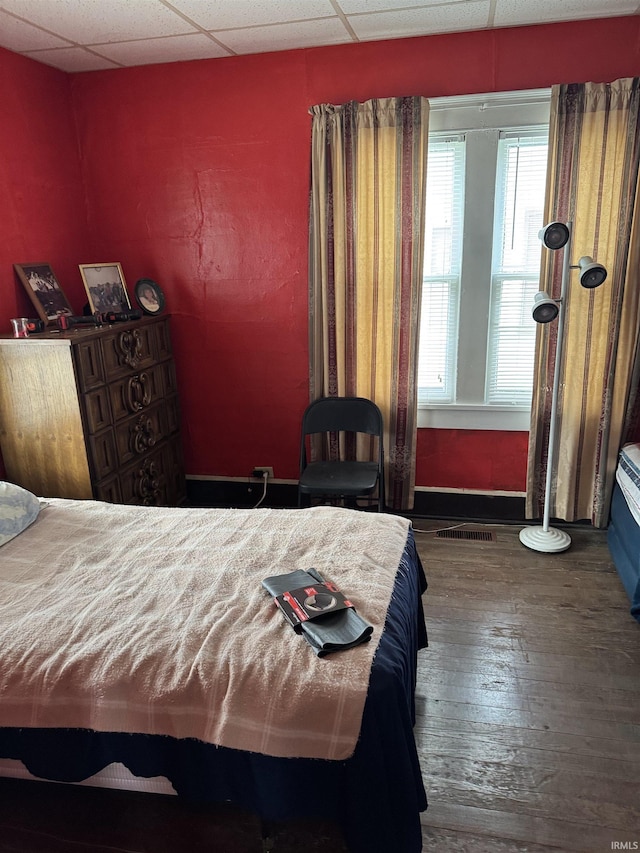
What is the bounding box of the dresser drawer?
[119,445,169,506]
[93,475,123,504]
[114,403,165,467]
[159,359,178,397]
[154,318,173,362]
[86,428,118,482]
[163,436,186,505]
[83,387,112,434]
[164,394,180,436]
[73,339,105,392]
[102,324,157,380]
[108,364,165,422]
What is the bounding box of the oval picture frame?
[134,278,166,316]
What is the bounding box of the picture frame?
[79,263,131,314]
[13,262,74,325]
[134,278,166,316]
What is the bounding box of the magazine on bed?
[274,581,354,628]
[262,568,374,655]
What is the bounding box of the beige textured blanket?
[0,500,410,760]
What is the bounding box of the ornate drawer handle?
[116,329,143,369]
[125,373,151,412]
[131,416,157,454]
[135,460,160,505]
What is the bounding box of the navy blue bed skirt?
[0,529,428,853]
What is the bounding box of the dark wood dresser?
[0,315,186,505]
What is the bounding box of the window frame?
[418,89,551,431]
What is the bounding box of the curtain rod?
[429,88,551,111]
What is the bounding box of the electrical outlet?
[251,466,273,479]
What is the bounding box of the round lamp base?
[519,525,571,553]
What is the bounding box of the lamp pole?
[520,221,607,553]
[519,222,573,553]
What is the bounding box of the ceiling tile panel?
[23,46,121,72]
[349,1,491,40]
[494,0,639,27]
[214,18,354,55]
[0,10,71,50]
[94,33,231,66]
[0,0,197,43]
[167,0,338,30]
[339,0,463,10]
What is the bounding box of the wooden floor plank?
[417,667,639,711]
[420,640,640,675]
[414,715,640,763]
[421,801,639,853]
[420,826,566,853]
[423,752,640,806]
[418,683,640,725]
[415,697,640,742]
[423,653,640,688]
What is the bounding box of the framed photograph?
[134,278,166,316]
[13,263,74,325]
[79,263,131,314]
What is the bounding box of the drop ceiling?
[0,0,638,74]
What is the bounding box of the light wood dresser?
[0,315,186,505]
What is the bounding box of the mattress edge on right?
[608,442,640,622]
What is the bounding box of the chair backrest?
[301,396,383,439]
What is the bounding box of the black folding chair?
[298,396,385,512]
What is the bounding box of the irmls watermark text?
[611,843,639,850]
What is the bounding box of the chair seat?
[298,461,380,496]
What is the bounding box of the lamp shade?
[578,256,607,288]
[532,291,559,324]
[539,221,570,250]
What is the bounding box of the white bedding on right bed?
[615,443,640,527]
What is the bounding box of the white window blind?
[486,132,549,404]
[419,136,465,403]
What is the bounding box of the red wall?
[0,49,91,321]
[2,18,639,492]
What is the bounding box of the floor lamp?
[519,220,608,553]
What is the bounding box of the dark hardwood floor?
[0,520,637,852]
[413,521,640,852]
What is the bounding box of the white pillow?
[0,481,41,547]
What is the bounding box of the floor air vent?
[436,529,496,542]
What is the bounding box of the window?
[419,137,464,403]
[418,90,551,430]
[487,133,549,405]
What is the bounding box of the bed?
[607,442,640,622]
[0,484,428,853]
